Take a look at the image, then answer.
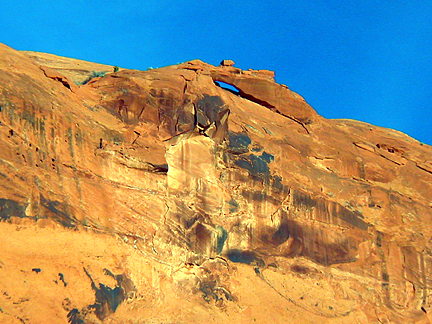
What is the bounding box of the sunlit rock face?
[1,43,432,323]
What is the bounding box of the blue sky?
[2,1,432,144]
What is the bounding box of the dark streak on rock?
[292,190,368,231]
[290,264,310,274]
[226,249,264,267]
[416,162,432,175]
[59,273,68,287]
[216,225,228,254]
[233,152,274,182]
[67,308,85,324]
[83,267,136,321]
[241,189,281,205]
[283,218,359,265]
[271,222,290,245]
[226,131,251,155]
[227,198,239,213]
[148,163,168,174]
[0,198,26,220]
[40,195,76,228]
[196,95,225,127]
[199,280,234,304]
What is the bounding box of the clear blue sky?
[2,1,432,145]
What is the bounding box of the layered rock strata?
[0,43,431,323]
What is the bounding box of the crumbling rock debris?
[0,41,432,323]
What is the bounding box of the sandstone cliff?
[0,42,432,323]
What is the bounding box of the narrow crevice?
[148,163,168,174]
[183,81,188,94]
[416,163,432,175]
[239,90,275,109]
[137,105,146,120]
[161,127,196,143]
[131,131,140,145]
[375,152,402,165]
[56,77,72,91]
[40,67,74,91]
[355,142,404,165]
[275,110,310,134]
[192,102,198,128]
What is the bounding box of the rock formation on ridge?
[0,42,432,323]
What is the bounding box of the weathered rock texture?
[0,42,432,323]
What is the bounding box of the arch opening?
[214,81,239,95]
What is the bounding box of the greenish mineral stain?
[215,226,228,254]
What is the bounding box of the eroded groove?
[275,109,310,134]
[416,163,432,175]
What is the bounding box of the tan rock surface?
[0,42,431,323]
[22,51,122,85]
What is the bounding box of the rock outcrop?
[0,42,432,323]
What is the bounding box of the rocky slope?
[0,42,432,323]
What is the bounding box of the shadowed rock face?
[1,43,432,323]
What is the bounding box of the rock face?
[0,42,432,323]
